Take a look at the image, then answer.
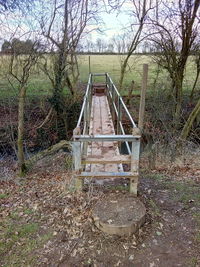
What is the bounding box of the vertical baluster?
[118,100,122,151]
[130,137,140,195]
[72,141,83,191]
[117,96,120,134]
[112,88,115,123]
[105,73,108,92]
[83,96,88,156]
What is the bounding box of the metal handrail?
[76,73,92,128]
[106,73,137,128]
[73,134,140,142]
[76,73,137,131]
[74,73,138,155]
[72,73,140,194]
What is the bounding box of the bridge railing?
[105,73,137,154]
[75,73,92,135]
[72,73,141,195]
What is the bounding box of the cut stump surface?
[93,194,146,236]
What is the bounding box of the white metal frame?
[72,73,141,195]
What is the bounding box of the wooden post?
[130,136,140,195]
[72,141,83,191]
[105,73,108,89]
[138,64,148,130]
[89,56,91,73]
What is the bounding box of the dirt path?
[0,153,200,267]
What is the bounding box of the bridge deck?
[73,73,140,195]
[87,94,123,174]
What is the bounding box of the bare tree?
[180,98,200,140]
[151,0,200,128]
[190,41,200,99]
[8,40,39,175]
[39,0,99,137]
[0,0,34,12]
[96,38,107,53]
[118,0,154,89]
[107,42,114,53]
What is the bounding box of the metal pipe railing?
[72,73,140,195]
[106,73,137,128]
[73,134,140,142]
[76,73,92,128]
[74,73,138,155]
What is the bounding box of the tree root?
[25,140,70,169]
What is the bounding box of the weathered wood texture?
[74,76,140,195]
[138,64,148,130]
[87,94,122,175]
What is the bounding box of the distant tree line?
[1,38,45,54]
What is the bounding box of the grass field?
[0,54,198,98]
[79,54,198,90]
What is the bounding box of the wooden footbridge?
[72,73,142,195]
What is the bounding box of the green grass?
[0,210,53,267]
[147,173,166,181]
[24,208,34,215]
[79,54,198,90]
[0,54,198,99]
[163,180,200,204]
[149,199,161,217]
[0,193,9,199]
[187,257,199,267]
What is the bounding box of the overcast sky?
[0,1,132,44]
[96,9,129,40]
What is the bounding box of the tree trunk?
[119,56,129,90]
[190,67,200,100]
[173,73,183,129]
[180,98,200,140]
[126,80,134,106]
[17,86,26,176]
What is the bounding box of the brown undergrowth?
[0,150,200,266]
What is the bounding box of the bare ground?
[0,151,200,267]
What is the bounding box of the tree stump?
[92,194,146,236]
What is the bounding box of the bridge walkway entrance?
[72,73,141,195]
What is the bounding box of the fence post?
[138,64,148,130]
[89,56,91,73]
[130,136,140,195]
[130,127,141,195]
[72,141,83,191]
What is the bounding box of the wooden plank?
[82,155,131,164]
[81,82,139,194]
[86,95,104,171]
[100,95,118,173]
[78,172,138,178]
[82,155,131,161]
